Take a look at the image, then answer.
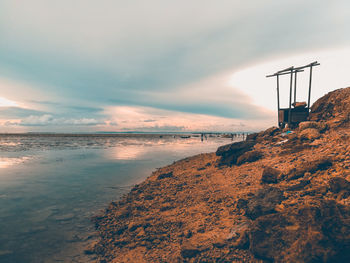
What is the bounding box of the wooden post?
[294,71,297,105]
[277,75,280,126]
[288,69,293,126]
[307,66,313,113]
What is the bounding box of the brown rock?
[310,87,350,127]
[128,221,142,232]
[157,171,173,179]
[84,240,98,255]
[255,126,280,142]
[216,141,256,166]
[328,176,350,193]
[262,126,280,137]
[286,179,310,191]
[249,213,288,260]
[298,121,326,131]
[236,150,263,165]
[227,222,250,249]
[299,128,320,140]
[246,132,258,141]
[287,157,332,181]
[261,166,281,184]
[249,199,350,262]
[180,242,202,258]
[183,229,192,238]
[244,187,284,220]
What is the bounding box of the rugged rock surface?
[242,186,284,220]
[310,87,350,128]
[216,140,256,166]
[92,87,350,263]
[261,166,281,184]
[249,199,350,262]
[237,150,263,165]
[299,128,320,140]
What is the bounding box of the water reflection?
[0,134,237,263]
[0,157,30,169]
[106,137,212,161]
[107,145,148,160]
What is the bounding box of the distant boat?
[180,135,191,139]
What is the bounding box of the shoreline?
[0,132,248,137]
[90,88,350,262]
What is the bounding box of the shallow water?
[0,134,238,263]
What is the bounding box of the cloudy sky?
[0,1,349,132]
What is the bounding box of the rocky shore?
[90,87,350,262]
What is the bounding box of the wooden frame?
[266,61,320,128]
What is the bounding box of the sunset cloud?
[102,105,274,132]
[0,1,349,132]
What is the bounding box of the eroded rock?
[328,176,350,194]
[299,121,327,132]
[299,128,321,140]
[243,187,284,220]
[157,171,173,180]
[287,157,332,181]
[237,150,263,165]
[249,199,350,262]
[180,242,202,258]
[216,141,256,166]
[261,166,281,184]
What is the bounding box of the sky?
[0,1,350,133]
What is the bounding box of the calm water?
[0,134,237,263]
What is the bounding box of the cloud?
[228,47,350,111]
[102,105,274,132]
[19,114,103,126]
[0,1,349,131]
[0,97,18,107]
[0,106,46,118]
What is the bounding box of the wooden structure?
[266,61,320,128]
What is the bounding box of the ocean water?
[0,134,238,263]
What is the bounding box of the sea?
[0,133,240,263]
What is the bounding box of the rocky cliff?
[90,87,350,262]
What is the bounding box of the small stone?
[180,243,201,258]
[261,167,281,184]
[84,240,98,255]
[212,239,226,248]
[128,221,141,232]
[244,187,284,219]
[157,171,173,179]
[328,177,350,193]
[299,121,324,131]
[216,141,256,166]
[184,229,192,238]
[299,128,320,140]
[136,228,146,237]
[237,150,263,165]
